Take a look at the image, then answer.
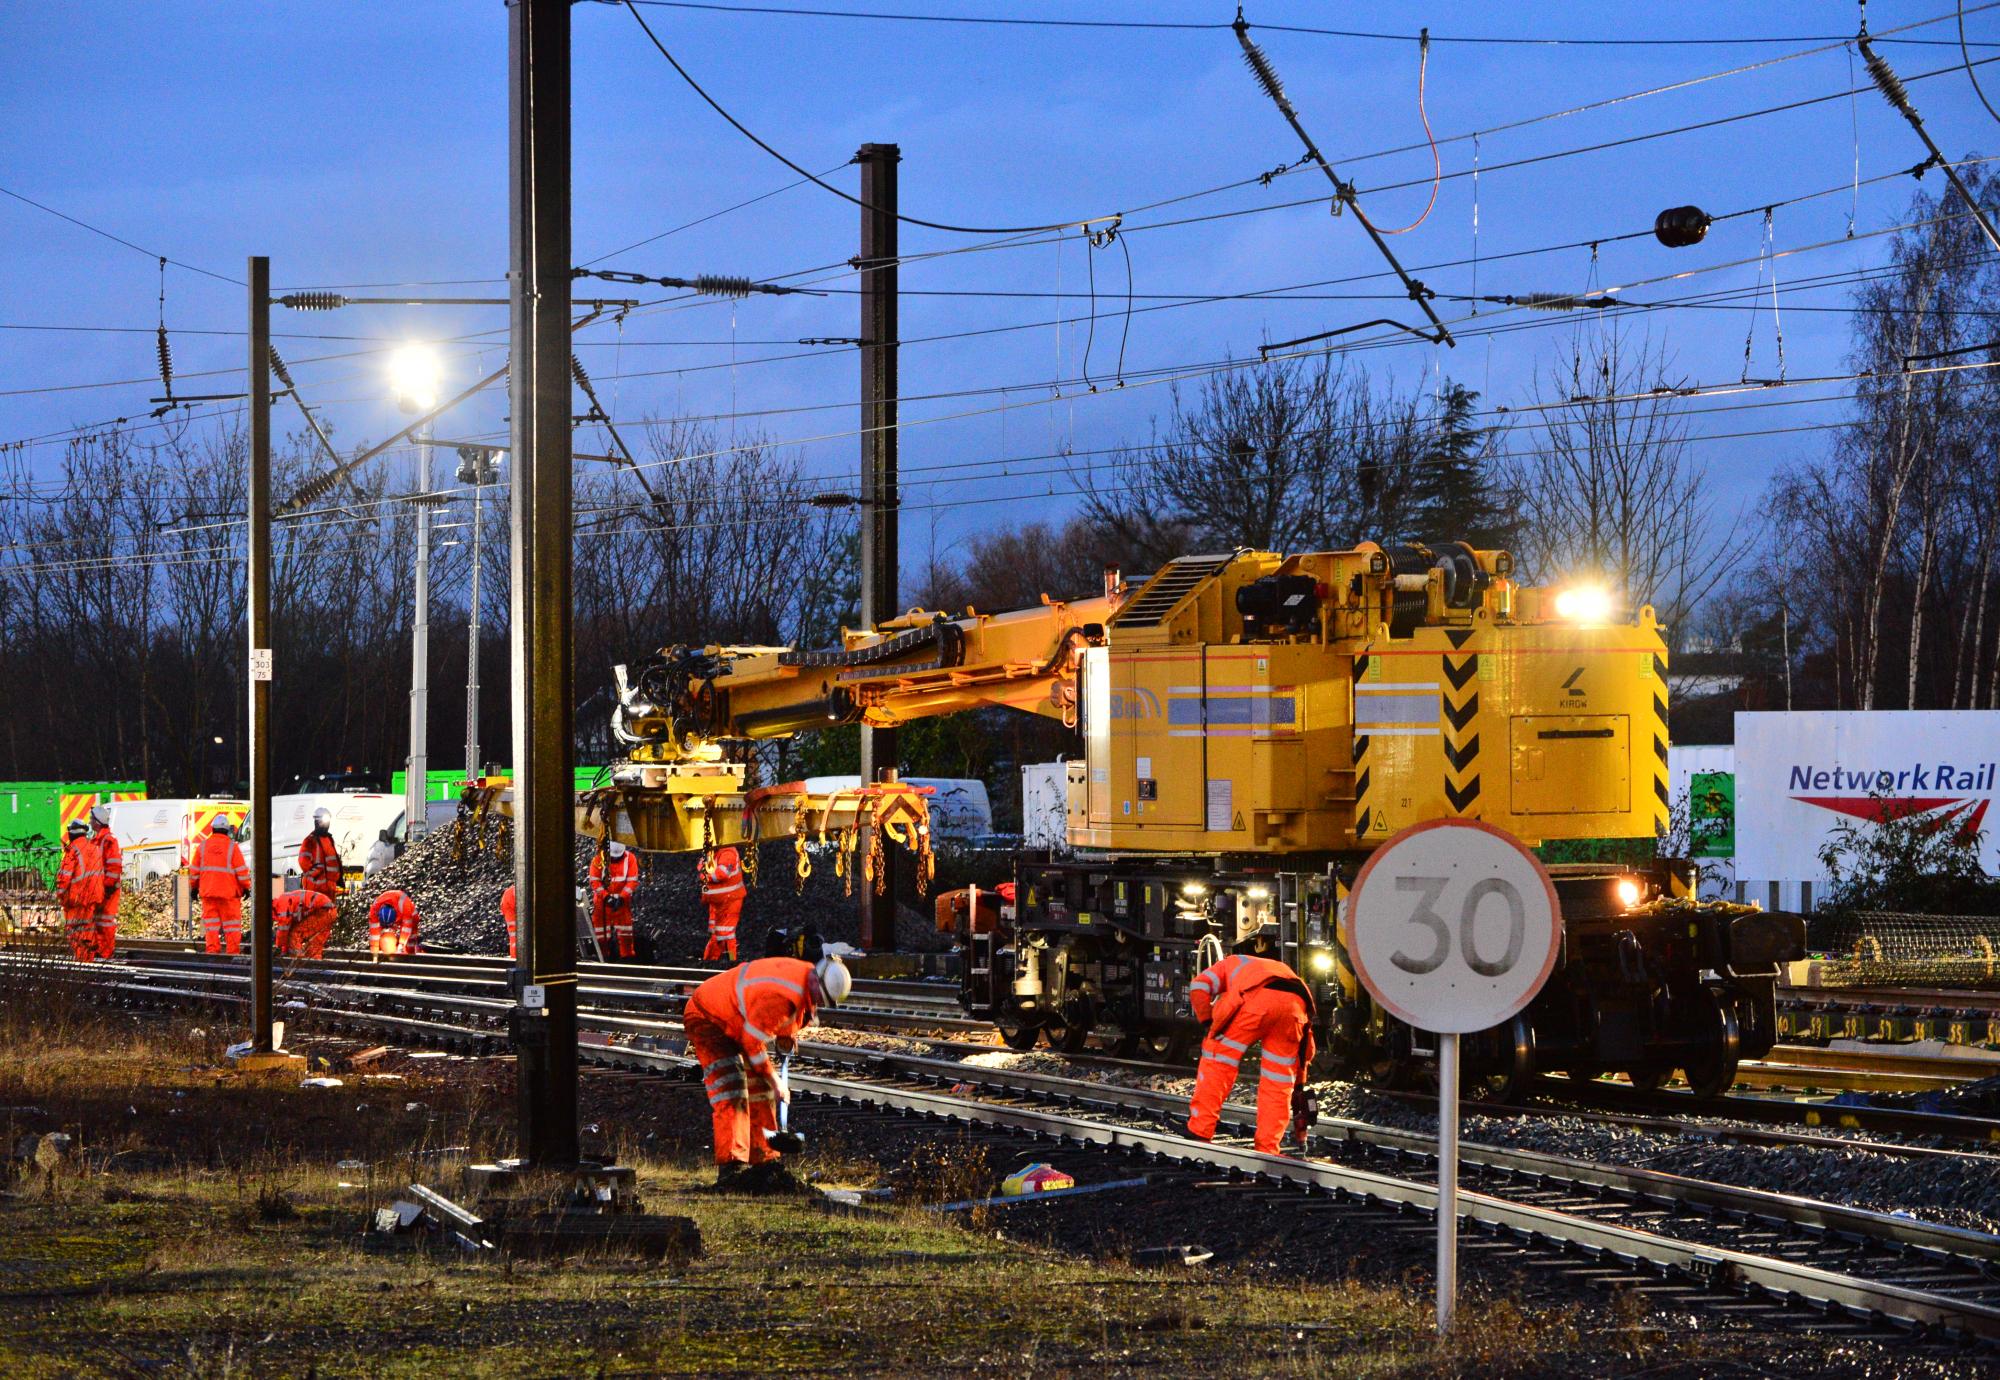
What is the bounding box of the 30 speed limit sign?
[1343,817,1562,1336]
[1343,818,1561,1034]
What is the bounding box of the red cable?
[1357,34,1441,236]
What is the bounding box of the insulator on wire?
[1513,292,1616,312]
[267,346,295,390]
[155,325,174,392]
[1233,17,1295,117]
[1654,205,1711,249]
[280,291,346,311]
[808,492,860,509]
[1864,45,1914,115]
[570,353,595,392]
[691,275,753,300]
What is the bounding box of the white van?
[99,798,199,886]
[268,793,406,883]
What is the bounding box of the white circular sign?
[1343,819,1560,1035]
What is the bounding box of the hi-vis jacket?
[1189,953,1316,1029]
[684,957,817,1090]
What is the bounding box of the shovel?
[764,1053,806,1154]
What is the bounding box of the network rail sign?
[1735,711,2000,881]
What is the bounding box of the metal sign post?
[1344,819,1560,1335]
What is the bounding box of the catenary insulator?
[280,292,347,311]
[692,275,753,299]
[155,325,174,391]
[267,346,295,390]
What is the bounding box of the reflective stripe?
[1216,1036,1250,1052]
[708,1089,744,1106]
[1261,1050,1296,1067]
[1261,1069,1294,1084]
[1200,1050,1241,1068]
[1190,976,1216,993]
[745,1049,770,1068]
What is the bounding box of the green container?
[0,780,148,885]
[391,767,611,803]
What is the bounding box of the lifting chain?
[740,809,760,891]
[866,806,888,897]
[914,818,936,897]
[792,818,812,890]
[835,825,860,898]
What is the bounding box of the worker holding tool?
[587,840,640,961]
[501,884,517,960]
[56,819,106,961]
[89,804,122,959]
[681,954,852,1189]
[699,844,745,963]
[1184,952,1317,1155]
[296,807,343,898]
[272,889,337,959]
[193,817,251,956]
[368,889,421,957]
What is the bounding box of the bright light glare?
[1245,885,1271,901]
[1553,585,1614,623]
[1180,881,1208,897]
[1309,951,1335,974]
[1615,877,1644,909]
[388,343,442,412]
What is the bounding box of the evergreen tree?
[1408,382,1519,553]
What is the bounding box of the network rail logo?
[1787,760,1997,839]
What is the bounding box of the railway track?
[10,948,2000,1349]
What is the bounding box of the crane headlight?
[1245,885,1271,901]
[1614,876,1644,910]
[1309,950,1335,975]
[1553,584,1615,624]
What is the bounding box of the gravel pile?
[337,824,950,960]
[118,876,179,938]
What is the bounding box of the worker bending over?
[194,818,251,955]
[368,889,420,957]
[296,808,343,898]
[700,845,745,962]
[1185,953,1317,1155]
[587,841,639,960]
[56,820,106,961]
[682,955,851,1187]
[89,805,122,959]
[272,889,337,959]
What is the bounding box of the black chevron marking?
[1445,776,1481,812]
[1355,767,1371,799]
[1353,734,1370,761]
[1654,775,1670,805]
[1653,653,1668,682]
[1354,654,1370,681]
[1444,627,1475,650]
[1356,808,1372,836]
[1442,695,1478,731]
[1654,735,1668,764]
[1444,734,1479,772]
[1653,694,1667,725]
[1442,654,1478,690]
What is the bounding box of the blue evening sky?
[4,1,1997,579]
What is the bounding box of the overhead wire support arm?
[1232,12,1454,347]
[1857,26,2000,253]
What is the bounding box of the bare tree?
[1505,331,1744,643]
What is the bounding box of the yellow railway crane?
[606,542,1802,1098]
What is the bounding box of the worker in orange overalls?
[56,819,106,961]
[296,808,344,899]
[588,841,640,960]
[89,805,122,959]
[501,884,518,960]
[194,817,251,955]
[272,889,337,959]
[682,955,851,1187]
[700,845,745,963]
[368,889,420,957]
[1185,952,1317,1155]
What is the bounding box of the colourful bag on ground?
[1000,1163,1075,1196]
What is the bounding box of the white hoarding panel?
[1734,711,2000,883]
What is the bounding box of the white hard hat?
[810,957,852,1008]
[90,804,110,828]
[313,807,331,828]
[607,841,627,859]
[211,817,232,834]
